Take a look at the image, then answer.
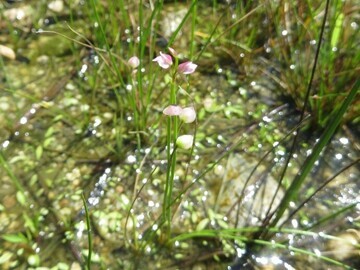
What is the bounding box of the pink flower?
[153,52,173,69]
[179,107,196,123]
[163,105,183,116]
[178,61,197,75]
[176,135,194,150]
[128,56,140,69]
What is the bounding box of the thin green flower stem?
[163,117,172,235]
[138,0,144,115]
[163,63,179,237]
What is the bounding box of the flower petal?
[178,61,197,74]
[179,107,196,123]
[153,52,173,69]
[163,105,183,116]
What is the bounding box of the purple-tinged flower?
[128,56,140,69]
[176,135,194,150]
[178,61,197,75]
[179,107,196,123]
[163,105,183,116]
[153,52,173,69]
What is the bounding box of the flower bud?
[179,107,196,123]
[176,135,194,150]
[168,47,178,57]
[128,56,140,69]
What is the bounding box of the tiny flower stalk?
[127,56,143,150]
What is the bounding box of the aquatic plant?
[154,47,198,239]
[0,0,358,269]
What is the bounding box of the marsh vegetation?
[0,0,359,269]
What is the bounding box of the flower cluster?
[162,105,196,149]
[162,105,196,123]
[152,47,197,150]
[153,48,197,75]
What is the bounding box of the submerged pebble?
[0,45,16,60]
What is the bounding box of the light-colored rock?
[0,45,16,60]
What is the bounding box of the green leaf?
[35,145,43,160]
[16,190,26,206]
[196,218,209,231]
[2,233,28,244]
[331,13,344,49]
[23,213,37,234]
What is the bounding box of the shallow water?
[0,1,359,269]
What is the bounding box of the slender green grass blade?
[81,194,92,270]
[271,79,359,227]
[167,1,197,48]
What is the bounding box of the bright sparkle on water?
[80,64,87,74]
[148,200,154,207]
[127,155,136,163]
[262,116,272,122]
[20,117,28,124]
[94,118,102,128]
[76,221,85,239]
[339,137,349,144]
[291,219,298,228]
[284,262,296,270]
[350,22,358,30]
[2,140,10,149]
[335,153,343,160]
[314,249,321,257]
